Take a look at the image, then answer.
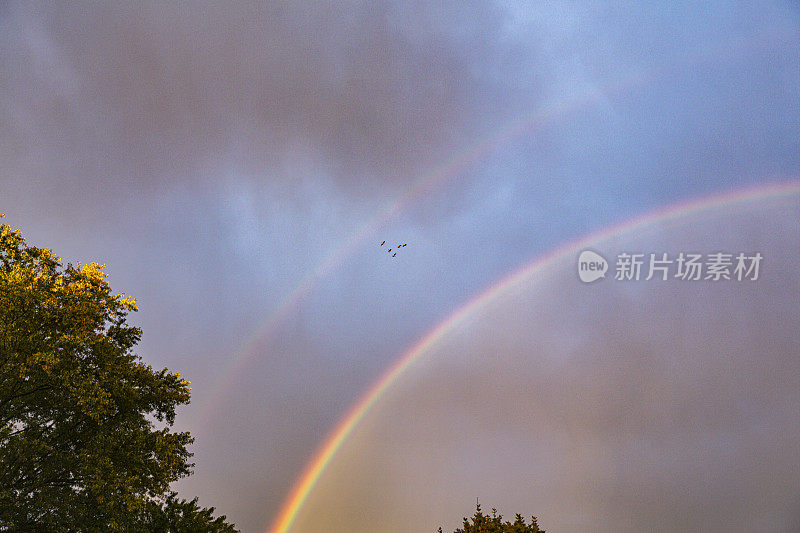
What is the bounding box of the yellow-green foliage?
[0,217,236,532]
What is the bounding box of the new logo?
[578,250,608,283]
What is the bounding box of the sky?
[1,1,798,532]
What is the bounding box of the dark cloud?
[1,1,513,207]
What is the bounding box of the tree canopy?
[0,217,237,532]
[439,502,545,533]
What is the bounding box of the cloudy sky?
[1,1,798,532]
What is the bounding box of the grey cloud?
[1,1,511,207]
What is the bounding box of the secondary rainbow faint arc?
[268,180,800,533]
[195,64,656,430]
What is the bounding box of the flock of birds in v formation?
[380,241,407,257]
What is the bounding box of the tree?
[0,216,237,532]
[438,502,545,533]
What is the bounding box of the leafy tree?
[0,216,237,532]
[438,502,545,533]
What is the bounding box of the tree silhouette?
[438,501,545,533]
[0,217,237,531]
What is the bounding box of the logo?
[578,250,762,283]
[578,250,608,283]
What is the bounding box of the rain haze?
[1,1,798,532]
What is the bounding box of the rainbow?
[267,180,800,533]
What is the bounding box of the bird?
[380,241,385,246]
[392,253,396,257]
[388,248,392,253]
